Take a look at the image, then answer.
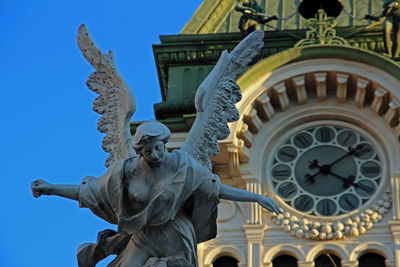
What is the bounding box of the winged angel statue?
[31,25,281,267]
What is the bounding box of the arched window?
[272,254,298,267]
[358,253,385,267]
[213,256,238,267]
[315,253,341,267]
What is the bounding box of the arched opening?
[272,254,298,267]
[358,253,386,267]
[315,253,341,267]
[213,256,238,267]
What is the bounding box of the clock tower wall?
[200,45,400,266]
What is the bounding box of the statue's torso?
[123,152,179,216]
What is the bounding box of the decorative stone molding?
[349,241,396,263]
[269,191,392,240]
[203,245,245,267]
[263,244,306,265]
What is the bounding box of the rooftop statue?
[235,0,277,37]
[31,25,281,267]
[365,0,400,58]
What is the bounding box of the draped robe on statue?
[77,150,221,266]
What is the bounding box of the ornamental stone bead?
[292,223,300,230]
[334,222,344,231]
[301,224,310,232]
[276,214,284,220]
[327,232,335,239]
[321,223,332,234]
[370,212,379,220]
[359,226,367,234]
[312,221,321,228]
[360,213,370,222]
[384,201,391,208]
[350,227,359,237]
[334,230,343,239]
[365,221,374,230]
[310,228,319,238]
[296,229,305,238]
[352,215,360,224]
[319,232,327,240]
[378,207,388,215]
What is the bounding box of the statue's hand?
[364,14,373,20]
[31,179,53,198]
[257,195,282,214]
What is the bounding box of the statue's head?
[132,120,171,165]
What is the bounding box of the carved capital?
[341,260,358,267]
[243,224,266,243]
[297,261,314,267]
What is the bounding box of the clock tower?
[148,0,400,266]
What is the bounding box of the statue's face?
[140,140,165,165]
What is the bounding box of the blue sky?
[0,1,203,266]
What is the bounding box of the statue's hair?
[132,120,171,150]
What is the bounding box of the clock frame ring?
[259,104,393,240]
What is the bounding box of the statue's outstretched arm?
[219,184,281,214]
[31,179,79,201]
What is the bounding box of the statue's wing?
[181,31,264,169]
[77,24,136,168]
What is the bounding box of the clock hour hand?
[328,171,356,188]
[329,171,374,194]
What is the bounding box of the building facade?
[142,1,400,266]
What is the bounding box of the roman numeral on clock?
[295,134,311,147]
[294,196,313,211]
[278,183,297,198]
[273,169,290,177]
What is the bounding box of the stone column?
[243,224,265,267]
[391,174,400,220]
[389,174,400,267]
[389,220,400,267]
[242,175,265,267]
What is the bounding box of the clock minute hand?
[327,146,357,167]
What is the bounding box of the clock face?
[270,125,383,217]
